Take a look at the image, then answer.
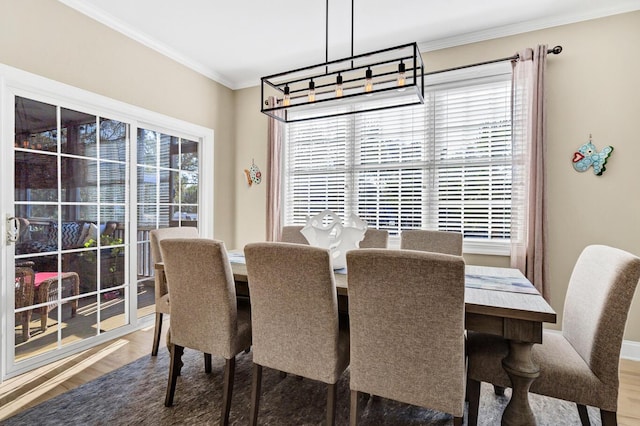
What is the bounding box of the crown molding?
[58,0,640,90]
[57,0,236,89]
[419,1,640,53]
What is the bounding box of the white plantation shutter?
[284,116,349,223]
[433,77,512,243]
[284,66,513,254]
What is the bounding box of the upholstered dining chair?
[346,249,466,426]
[400,229,463,255]
[149,226,199,356]
[160,238,252,426]
[359,228,389,248]
[466,245,640,426]
[244,242,350,426]
[279,225,308,244]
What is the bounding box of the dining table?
[157,253,556,426]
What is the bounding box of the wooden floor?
[0,318,167,421]
[1,322,640,424]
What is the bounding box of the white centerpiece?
[301,210,367,269]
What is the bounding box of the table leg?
[500,340,539,425]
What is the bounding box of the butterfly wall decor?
[572,136,613,176]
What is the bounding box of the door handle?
[6,215,18,244]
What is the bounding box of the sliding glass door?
[2,82,209,378]
[12,96,129,362]
[135,127,199,318]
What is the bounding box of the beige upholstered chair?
[467,245,640,426]
[160,238,251,426]
[149,226,199,356]
[279,225,308,244]
[400,229,463,255]
[346,249,466,425]
[359,228,388,248]
[244,242,350,426]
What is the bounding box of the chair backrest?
[150,226,199,263]
[244,242,343,384]
[160,238,239,358]
[359,229,388,248]
[279,225,309,245]
[562,245,640,384]
[15,266,35,308]
[400,229,463,255]
[346,248,466,417]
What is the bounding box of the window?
[283,64,512,254]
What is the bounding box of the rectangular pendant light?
[261,42,424,123]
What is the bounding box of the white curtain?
[510,45,549,301]
[266,97,284,241]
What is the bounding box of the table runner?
[227,252,537,295]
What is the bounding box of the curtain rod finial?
[550,45,563,55]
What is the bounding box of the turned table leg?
[501,340,539,425]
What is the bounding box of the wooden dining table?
[157,256,556,425]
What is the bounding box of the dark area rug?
[3,348,599,425]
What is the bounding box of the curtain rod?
[425,45,563,76]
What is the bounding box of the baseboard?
[545,329,640,361]
[621,339,640,361]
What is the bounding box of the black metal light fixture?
[261,0,424,123]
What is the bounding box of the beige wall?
[0,0,236,244]
[234,87,267,246]
[234,11,640,342]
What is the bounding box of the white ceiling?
[59,0,640,90]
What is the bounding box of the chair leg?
[221,357,236,426]
[204,353,212,374]
[577,404,590,426]
[600,409,617,426]
[165,344,184,407]
[40,306,49,332]
[21,311,32,341]
[453,416,463,426]
[350,390,359,426]
[493,385,505,396]
[151,312,163,356]
[466,378,481,426]
[326,383,337,426]
[249,363,263,426]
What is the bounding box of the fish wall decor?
[572,136,613,176]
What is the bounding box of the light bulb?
[397,61,406,88]
[335,74,343,98]
[283,85,291,107]
[308,80,316,102]
[364,68,373,93]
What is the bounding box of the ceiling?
[59,0,640,90]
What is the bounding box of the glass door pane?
[13,96,129,362]
[135,128,199,321]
